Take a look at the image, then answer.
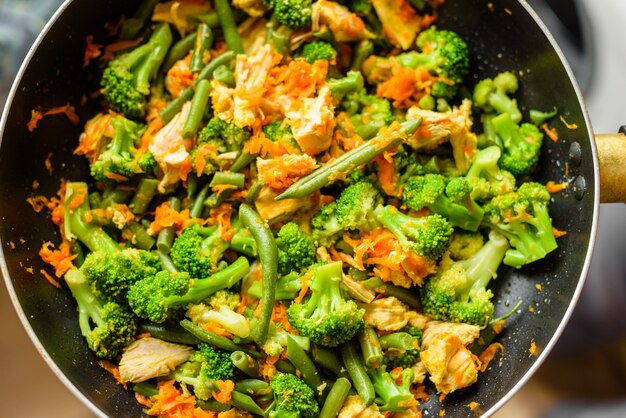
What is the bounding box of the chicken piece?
[119,337,193,383]
[406,99,478,172]
[420,333,479,394]
[338,395,385,418]
[370,0,422,50]
[421,320,480,349]
[410,361,427,384]
[285,85,336,155]
[361,296,410,331]
[239,17,269,54]
[149,102,193,192]
[406,311,429,330]
[232,0,267,17]
[254,185,314,223]
[312,0,375,42]
[257,154,318,190]
[211,80,236,122]
[152,1,212,36]
[75,113,115,163]
[165,55,193,99]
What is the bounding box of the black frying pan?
[0,0,604,416]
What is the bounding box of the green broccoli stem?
[190,24,214,72]
[134,24,174,94]
[311,344,350,379]
[286,336,324,399]
[168,256,250,303]
[64,183,121,254]
[300,262,344,319]
[341,343,375,406]
[231,352,260,377]
[119,0,160,40]
[239,204,278,345]
[328,71,364,97]
[138,322,202,345]
[182,79,212,138]
[214,0,244,54]
[357,326,383,367]
[180,319,262,358]
[248,272,300,300]
[64,269,105,338]
[277,118,421,200]
[491,111,523,150]
[360,278,422,310]
[319,378,352,418]
[368,368,415,412]
[130,178,158,215]
[163,33,197,72]
[465,146,502,181]
[489,91,522,123]
[379,332,417,351]
[470,300,522,355]
[529,107,558,125]
[428,195,484,232]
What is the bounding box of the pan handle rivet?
[569,142,582,167]
[571,176,586,200]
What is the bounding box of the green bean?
[180,319,262,358]
[341,343,375,405]
[100,188,132,208]
[286,336,324,396]
[133,381,159,397]
[138,322,202,345]
[214,0,244,54]
[268,23,290,55]
[125,222,155,250]
[130,178,159,215]
[231,391,265,416]
[190,184,211,219]
[213,64,235,87]
[239,204,278,345]
[319,378,352,418]
[275,359,297,374]
[234,379,271,395]
[311,344,350,379]
[155,249,178,273]
[351,40,374,71]
[71,242,85,268]
[245,180,264,205]
[195,12,220,28]
[361,277,422,310]
[190,24,214,72]
[196,399,231,412]
[354,120,386,141]
[357,327,383,367]
[482,114,498,147]
[379,332,415,350]
[182,79,211,138]
[230,152,257,172]
[160,51,236,123]
[231,351,260,377]
[210,172,246,188]
[119,0,159,40]
[276,118,421,200]
[163,33,196,72]
[156,197,180,253]
[263,400,276,417]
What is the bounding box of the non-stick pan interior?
[0,0,598,416]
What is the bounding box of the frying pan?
[1,0,619,416]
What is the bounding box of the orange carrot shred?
[39,241,76,277]
[39,269,61,288]
[213,380,235,403]
[560,115,578,130]
[541,123,559,142]
[546,181,568,194]
[552,227,568,238]
[83,35,103,67]
[99,360,127,388]
[478,343,504,372]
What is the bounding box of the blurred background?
[2,0,626,417]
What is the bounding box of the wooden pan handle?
[596,133,626,203]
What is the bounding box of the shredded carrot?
[541,123,559,142]
[469,401,480,411]
[375,150,398,196]
[439,409,446,417]
[213,380,235,403]
[294,270,314,304]
[200,322,233,338]
[260,355,279,380]
[257,154,318,190]
[209,203,234,240]
[194,144,218,176]
[552,227,568,238]
[439,393,446,402]
[27,103,80,132]
[149,201,192,235]
[99,360,127,388]
[104,16,124,37]
[529,341,539,357]
[68,186,87,210]
[560,115,578,130]
[83,35,102,67]
[39,269,61,288]
[100,38,143,61]
[39,241,76,277]
[546,181,568,194]
[478,343,504,372]
[26,195,49,213]
[491,319,505,335]
[147,380,215,418]
[27,110,43,132]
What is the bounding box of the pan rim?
[0,0,108,417]
[481,0,601,416]
[0,0,602,417]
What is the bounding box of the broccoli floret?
[483,182,558,268]
[101,23,173,119]
[312,181,382,245]
[373,205,453,260]
[197,117,251,153]
[136,151,157,175]
[80,248,160,304]
[327,71,365,98]
[402,174,485,232]
[269,373,320,418]
[262,120,301,153]
[341,90,394,140]
[276,222,316,275]
[127,257,250,323]
[186,303,250,338]
[465,146,516,202]
[90,116,145,182]
[206,289,241,311]
[170,224,230,279]
[448,230,485,260]
[170,343,235,400]
[261,321,311,356]
[269,0,313,29]
[64,182,122,254]
[381,331,421,369]
[63,268,137,359]
[287,261,365,347]
[492,112,544,177]
[301,41,338,63]
[369,367,416,411]
[420,230,510,326]
[248,271,302,300]
[473,71,522,123]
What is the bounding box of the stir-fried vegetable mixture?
[34,0,565,416]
